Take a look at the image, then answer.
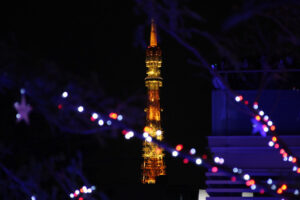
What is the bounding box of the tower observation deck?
[142,20,166,184]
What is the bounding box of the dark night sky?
[0,0,241,197]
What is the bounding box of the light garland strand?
[11,88,298,199]
[235,95,300,174]
[69,185,96,199]
[57,90,299,199]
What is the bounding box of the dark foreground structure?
[206,90,300,199]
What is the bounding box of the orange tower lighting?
[142,19,166,184]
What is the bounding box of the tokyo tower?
[142,19,166,184]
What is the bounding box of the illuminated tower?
[142,20,166,184]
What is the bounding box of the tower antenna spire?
[150,19,158,47]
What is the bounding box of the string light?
[209,153,294,196]
[195,158,202,165]
[281,184,287,191]
[211,166,218,173]
[125,131,134,140]
[270,125,276,131]
[235,95,243,102]
[92,113,99,120]
[109,112,118,119]
[175,144,183,151]
[214,156,225,165]
[143,132,149,138]
[92,117,294,197]
[253,102,258,109]
[267,120,273,126]
[77,106,84,113]
[55,90,299,199]
[232,95,300,194]
[189,148,196,155]
[255,115,261,121]
[259,110,264,116]
[237,98,300,175]
[233,167,238,173]
[251,184,257,190]
[117,115,123,121]
[263,125,269,132]
[231,176,236,182]
[62,91,68,98]
[219,158,224,165]
[268,133,300,173]
[267,178,273,185]
[69,185,96,199]
[246,179,255,186]
[293,166,298,171]
[58,104,63,109]
[263,115,269,121]
[125,134,131,140]
[243,174,250,181]
[127,131,134,138]
[11,82,297,199]
[214,157,220,163]
[183,158,189,164]
[268,141,274,147]
[172,150,179,157]
[98,119,104,126]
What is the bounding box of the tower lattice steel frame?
[142,20,166,184]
